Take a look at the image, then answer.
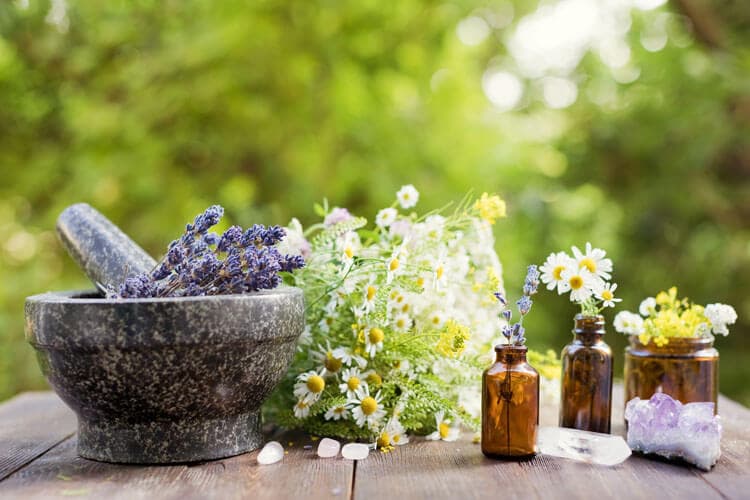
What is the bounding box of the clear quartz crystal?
[537,426,631,466]
[625,393,721,471]
[257,441,284,465]
[317,438,341,458]
[341,443,369,460]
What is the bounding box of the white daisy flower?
[339,367,368,399]
[364,327,385,357]
[376,207,398,228]
[560,267,597,303]
[614,311,645,335]
[313,342,344,375]
[361,280,378,314]
[595,282,622,308]
[539,251,576,294]
[427,310,447,329]
[348,387,386,428]
[332,346,367,369]
[704,303,737,336]
[324,404,349,421]
[294,370,326,404]
[639,297,657,317]
[572,242,613,283]
[377,417,410,448]
[340,231,360,262]
[396,184,419,209]
[392,313,411,332]
[293,399,311,418]
[426,410,460,442]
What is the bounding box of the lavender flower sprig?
[113,205,305,298]
[495,265,539,346]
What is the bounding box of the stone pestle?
[56,203,157,294]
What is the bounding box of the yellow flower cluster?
[436,320,471,358]
[473,193,506,225]
[640,287,707,346]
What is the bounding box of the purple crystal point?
[625,393,721,471]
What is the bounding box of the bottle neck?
[494,344,528,364]
[572,314,606,345]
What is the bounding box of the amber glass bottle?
[559,314,613,433]
[624,336,718,411]
[482,345,539,458]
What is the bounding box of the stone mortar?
[25,287,304,464]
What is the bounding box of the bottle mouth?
[573,313,606,335]
[494,343,527,353]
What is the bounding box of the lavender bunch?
[114,205,305,298]
[494,265,540,345]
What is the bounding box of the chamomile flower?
[427,309,447,329]
[571,242,612,283]
[348,387,386,428]
[364,327,385,357]
[595,282,622,308]
[294,370,326,404]
[396,184,419,209]
[614,311,645,336]
[377,417,409,448]
[361,280,379,314]
[363,369,382,388]
[332,346,367,369]
[639,297,657,317]
[324,404,349,421]
[313,342,344,375]
[392,313,411,332]
[386,244,407,284]
[426,410,460,442]
[339,367,367,399]
[293,399,311,418]
[560,267,596,303]
[539,252,576,293]
[340,231,359,262]
[376,207,398,228]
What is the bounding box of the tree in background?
[0,0,748,403]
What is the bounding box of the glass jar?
[482,344,539,458]
[624,336,718,411]
[559,314,613,434]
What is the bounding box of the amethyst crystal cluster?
[625,393,722,470]
[114,205,305,298]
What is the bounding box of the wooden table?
[1,385,748,499]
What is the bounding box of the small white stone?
[257,441,284,465]
[341,443,369,460]
[317,437,341,458]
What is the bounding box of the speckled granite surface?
[56,203,156,291]
[25,288,304,464]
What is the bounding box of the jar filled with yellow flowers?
[616,287,737,412]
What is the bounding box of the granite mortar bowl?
[24,287,304,464]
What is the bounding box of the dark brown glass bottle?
[624,336,718,411]
[482,344,539,458]
[559,314,613,433]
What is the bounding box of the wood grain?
[0,431,352,500]
[0,392,76,481]
[1,386,748,499]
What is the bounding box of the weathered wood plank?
[0,431,353,500]
[0,392,76,481]
[353,384,748,500]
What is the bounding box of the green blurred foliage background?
[1,0,748,404]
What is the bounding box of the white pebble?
[317,437,341,458]
[341,443,369,460]
[257,441,284,465]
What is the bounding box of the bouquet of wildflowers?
[614,287,737,346]
[539,243,621,314]
[266,186,560,447]
[112,205,304,298]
